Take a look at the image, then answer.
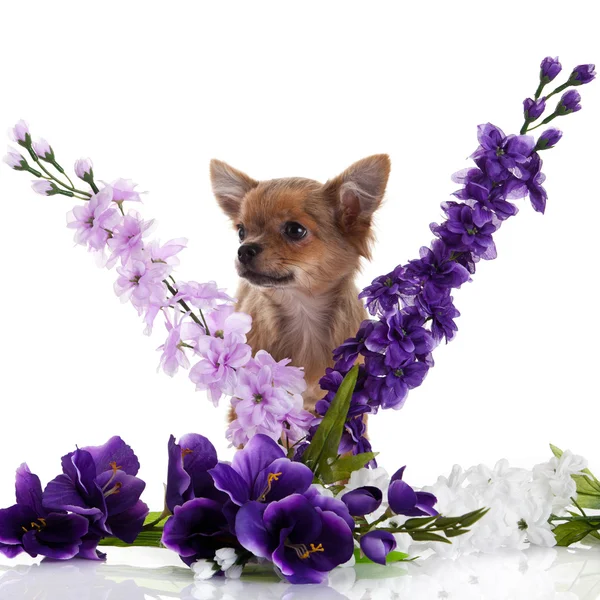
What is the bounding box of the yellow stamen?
[182,448,193,458]
[38,518,47,527]
[109,461,122,473]
[258,472,283,501]
[299,543,325,560]
[21,526,28,533]
[31,522,41,530]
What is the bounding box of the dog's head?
[210,155,390,293]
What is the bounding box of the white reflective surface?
[1,545,599,599]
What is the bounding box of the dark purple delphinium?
[0,464,89,559]
[332,320,378,372]
[406,239,471,289]
[42,436,148,559]
[557,90,582,115]
[358,265,420,316]
[522,153,548,213]
[415,283,460,344]
[235,493,354,584]
[524,97,546,121]
[568,64,596,86]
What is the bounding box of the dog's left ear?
[324,154,391,256]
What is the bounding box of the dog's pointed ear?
[210,159,259,220]
[324,154,391,231]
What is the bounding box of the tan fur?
[210,155,391,414]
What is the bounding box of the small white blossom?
[191,558,217,580]
[215,547,238,572]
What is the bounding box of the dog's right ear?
[209,159,258,220]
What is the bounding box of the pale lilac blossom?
[74,158,93,180]
[66,187,121,250]
[172,281,234,310]
[31,180,53,196]
[145,237,187,267]
[107,210,155,267]
[189,336,251,405]
[32,138,52,160]
[157,310,202,377]
[109,178,143,204]
[282,393,315,445]
[11,120,29,144]
[4,148,26,170]
[248,350,307,394]
[205,305,252,343]
[114,257,169,309]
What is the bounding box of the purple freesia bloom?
[0,464,88,560]
[162,498,238,567]
[540,56,561,83]
[43,436,148,559]
[165,434,225,514]
[341,486,382,516]
[523,153,548,213]
[359,266,420,316]
[360,530,397,565]
[388,466,438,517]
[236,493,354,584]
[209,435,313,507]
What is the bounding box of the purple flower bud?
[540,56,561,83]
[32,138,53,161]
[31,180,55,196]
[535,128,563,151]
[569,64,596,85]
[11,120,30,145]
[3,148,27,170]
[359,530,397,565]
[558,89,582,115]
[523,97,546,121]
[74,157,93,180]
[341,486,383,516]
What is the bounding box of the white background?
[0,1,598,512]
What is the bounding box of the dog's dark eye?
[283,222,307,240]
[237,224,246,241]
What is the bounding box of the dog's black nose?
[238,243,262,265]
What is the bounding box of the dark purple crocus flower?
[523,153,548,214]
[523,97,546,121]
[303,486,355,530]
[341,486,382,516]
[162,498,239,566]
[236,494,354,584]
[359,530,397,565]
[43,436,148,559]
[569,64,596,85]
[166,433,226,513]
[415,283,460,343]
[406,239,471,288]
[359,265,420,317]
[557,89,582,115]
[432,202,498,260]
[209,434,313,507]
[471,123,535,181]
[535,128,563,151]
[388,466,438,517]
[540,56,561,83]
[0,464,89,560]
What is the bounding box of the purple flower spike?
[359,266,420,317]
[360,530,397,565]
[540,56,562,83]
[341,486,382,516]
[569,64,596,85]
[236,494,354,584]
[165,433,224,513]
[0,464,89,560]
[558,90,582,115]
[523,97,546,121]
[209,434,313,507]
[388,466,438,517]
[536,128,563,151]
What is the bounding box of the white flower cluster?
[191,548,243,582]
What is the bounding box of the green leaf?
[445,528,470,537]
[353,548,411,564]
[99,528,164,548]
[143,511,164,525]
[431,516,462,528]
[458,508,489,528]
[301,366,358,479]
[409,530,451,544]
[321,452,378,484]
[403,516,438,530]
[553,521,597,547]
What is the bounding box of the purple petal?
[0,542,23,558]
[42,473,105,520]
[235,501,272,558]
[231,434,284,489]
[304,488,355,530]
[341,486,383,516]
[96,470,145,516]
[22,513,89,559]
[360,530,397,565]
[166,435,192,513]
[251,458,313,502]
[209,463,250,506]
[0,504,36,544]
[15,464,44,516]
[388,479,418,515]
[81,436,140,477]
[107,500,149,543]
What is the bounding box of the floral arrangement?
[1,57,597,585]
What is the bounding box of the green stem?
[33,155,92,197]
[534,81,545,100]
[163,279,208,332]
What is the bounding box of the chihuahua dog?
[210,155,391,412]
